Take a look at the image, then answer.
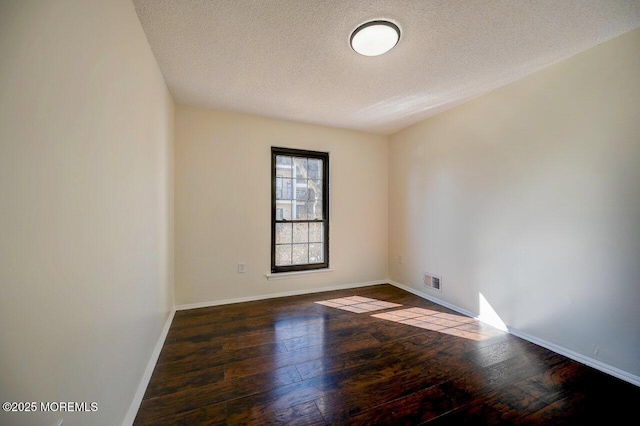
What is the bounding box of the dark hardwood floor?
[133,284,640,425]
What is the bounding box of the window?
[272,147,329,273]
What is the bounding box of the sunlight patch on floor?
[314,296,402,313]
[315,296,505,341]
[372,308,502,341]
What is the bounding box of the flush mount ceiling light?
[350,20,400,56]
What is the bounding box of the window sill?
[265,268,334,281]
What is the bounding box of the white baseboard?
[505,327,640,387]
[388,280,640,387]
[175,280,388,311]
[122,307,176,426]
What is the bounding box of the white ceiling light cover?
[351,21,400,56]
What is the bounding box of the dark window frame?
[271,147,329,273]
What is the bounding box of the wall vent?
[423,272,442,292]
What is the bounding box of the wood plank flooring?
[133,284,640,425]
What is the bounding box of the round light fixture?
[350,20,400,57]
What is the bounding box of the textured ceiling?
[132,0,640,135]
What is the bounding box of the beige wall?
[389,28,640,380]
[175,105,388,305]
[0,1,174,425]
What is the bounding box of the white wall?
[175,105,388,306]
[389,27,640,381]
[0,1,174,425]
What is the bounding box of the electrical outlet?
[238,263,246,273]
[397,255,402,264]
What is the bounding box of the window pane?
[276,176,283,198]
[277,178,293,199]
[307,201,323,220]
[292,244,309,264]
[276,155,291,166]
[307,159,322,179]
[293,223,308,243]
[309,180,322,200]
[276,200,292,220]
[294,202,307,220]
[296,183,308,201]
[309,223,323,243]
[276,223,292,244]
[309,243,324,263]
[307,187,317,202]
[293,157,308,179]
[275,244,292,266]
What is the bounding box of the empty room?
[2,1,640,425]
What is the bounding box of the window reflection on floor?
[314,296,402,313]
